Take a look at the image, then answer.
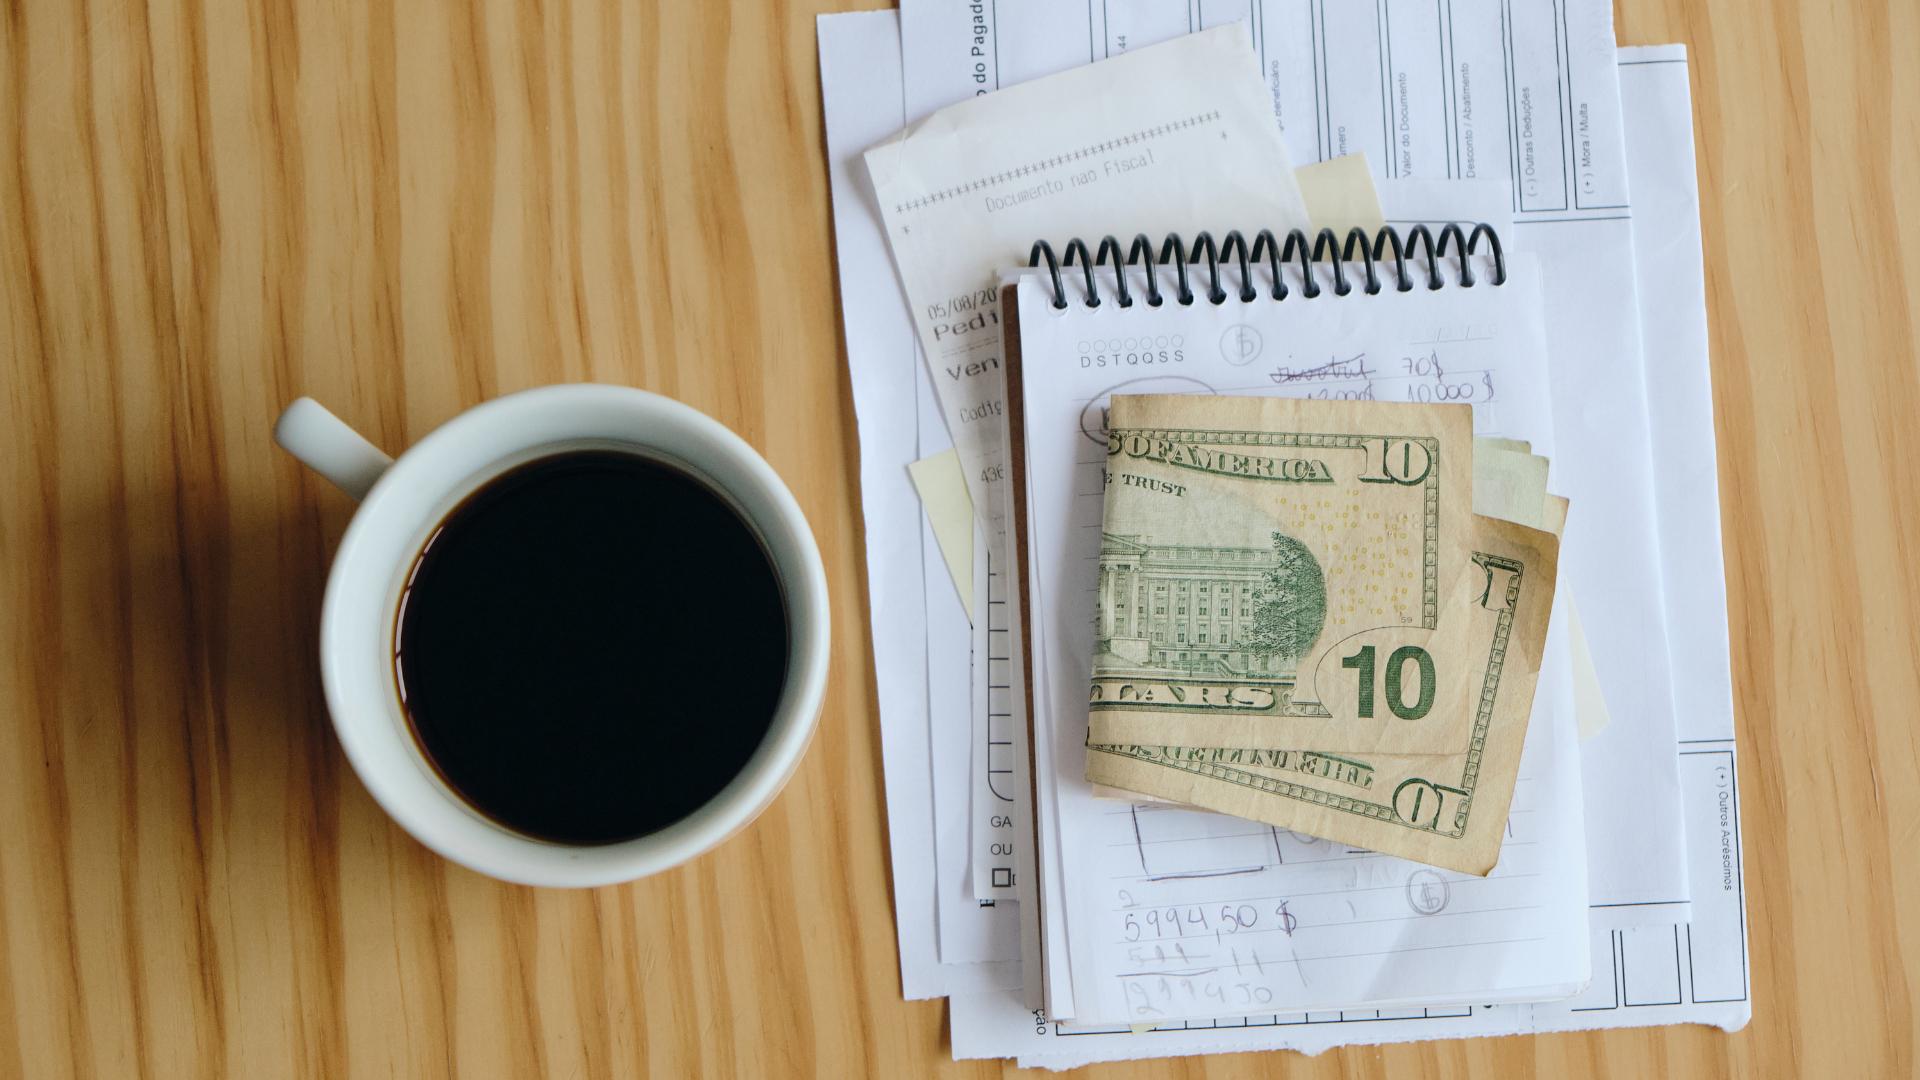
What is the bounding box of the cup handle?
[274,397,394,502]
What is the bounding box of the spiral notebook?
[1000,225,1592,1026]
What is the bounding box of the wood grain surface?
[0,0,1913,1075]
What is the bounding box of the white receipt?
[901,0,1688,922]
[868,22,1310,534]
[969,537,1024,899]
[928,506,1019,961]
[879,19,1315,931]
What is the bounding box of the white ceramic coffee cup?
[274,384,829,888]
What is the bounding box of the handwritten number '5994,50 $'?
[1120,903,1273,942]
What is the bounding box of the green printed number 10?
[1341,645,1436,720]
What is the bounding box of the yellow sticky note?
[1473,446,1553,528]
[907,449,975,622]
[1480,437,1534,456]
[1541,492,1569,537]
[1294,154,1387,235]
[1568,596,1613,741]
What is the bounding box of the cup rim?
[318,384,829,887]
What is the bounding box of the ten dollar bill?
[1087,394,1476,754]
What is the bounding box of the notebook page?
[1014,177,1525,1023]
[1009,256,1587,1025]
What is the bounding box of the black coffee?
[394,450,788,845]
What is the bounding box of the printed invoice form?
[943,43,1746,1067]
[901,0,1689,922]
[822,10,1022,997]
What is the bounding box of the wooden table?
[2,1,1912,1075]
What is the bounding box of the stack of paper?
[820,5,1746,1067]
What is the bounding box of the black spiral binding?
[1027,223,1505,310]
